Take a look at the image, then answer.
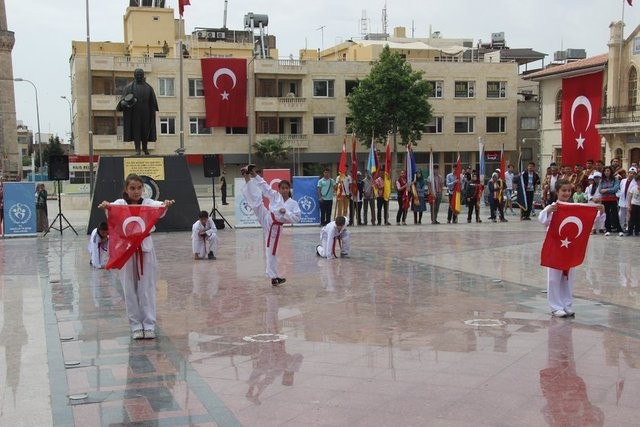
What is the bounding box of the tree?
[36,135,65,167]
[252,137,289,168]
[347,45,432,167]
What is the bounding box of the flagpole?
[618,0,626,113]
[178,13,185,154]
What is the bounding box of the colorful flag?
[478,137,485,181]
[406,143,417,186]
[499,143,506,181]
[367,135,378,176]
[179,0,190,17]
[561,72,603,166]
[350,135,359,196]
[336,137,347,199]
[449,153,462,215]
[515,152,528,211]
[106,205,167,270]
[200,58,247,127]
[428,148,435,204]
[540,202,599,271]
[384,136,392,200]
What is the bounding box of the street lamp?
[60,96,73,151]
[14,78,43,176]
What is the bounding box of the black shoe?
[222,203,229,205]
[208,251,215,260]
[143,150,150,155]
[271,277,286,286]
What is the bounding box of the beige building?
[527,21,640,169]
[0,0,19,178]
[71,3,524,184]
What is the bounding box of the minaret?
[0,0,19,178]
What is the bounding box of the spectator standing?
[362,172,376,225]
[316,168,335,226]
[35,183,48,232]
[599,166,623,236]
[411,170,427,224]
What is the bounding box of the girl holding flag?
[98,173,175,340]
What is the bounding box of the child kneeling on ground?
[192,210,218,260]
[316,216,351,258]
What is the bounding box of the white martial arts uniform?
[617,177,637,230]
[111,198,164,333]
[316,221,351,258]
[242,175,301,279]
[191,218,218,258]
[539,205,603,313]
[88,227,109,268]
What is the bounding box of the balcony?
[92,134,156,151]
[91,55,154,72]
[92,94,120,111]
[598,105,640,135]
[254,59,307,75]
[255,133,309,149]
[254,97,308,112]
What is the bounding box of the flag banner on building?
[293,176,320,225]
[450,154,462,215]
[540,202,599,271]
[106,205,167,270]
[201,58,247,127]
[179,0,190,16]
[561,72,603,166]
[234,177,259,228]
[2,182,37,237]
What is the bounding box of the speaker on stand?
[203,154,232,229]
[44,155,78,236]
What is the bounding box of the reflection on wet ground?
[1,219,640,426]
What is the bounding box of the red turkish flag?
[178,0,190,16]
[201,58,247,127]
[561,72,603,166]
[540,202,599,271]
[261,169,291,209]
[105,205,166,270]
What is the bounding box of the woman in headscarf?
[411,169,427,224]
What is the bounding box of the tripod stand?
[209,176,232,228]
[44,180,78,236]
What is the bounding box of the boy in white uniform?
[316,216,351,258]
[88,222,109,268]
[192,210,218,260]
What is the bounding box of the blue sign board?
[2,182,37,237]
[292,176,320,225]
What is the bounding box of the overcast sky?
[5,0,639,143]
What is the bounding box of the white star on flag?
[560,238,571,248]
[221,91,230,100]
[575,133,585,149]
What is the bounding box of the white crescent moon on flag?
[571,96,592,131]
[558,216,584,238]
[269,178,282,190]
[213,68,237,89]
[122,216,146,236]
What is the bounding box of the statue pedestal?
[87,155,200,233]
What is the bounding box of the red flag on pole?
[179,0,190,16]
[201,58,247,127]
[106,205,167,270]
[350,135,358,195]
[499,143,506,181]
[385,136,391,176]
[449,153,462,215]
[338,136,347,175]
[540,203,599,271]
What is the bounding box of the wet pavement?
[1,200,639,426]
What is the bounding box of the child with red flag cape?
[98,173,175,340]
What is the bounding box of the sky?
[4,0,640,143]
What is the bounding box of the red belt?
[267,212,284,256]
[135,247,144,281]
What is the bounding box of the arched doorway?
[630,148,640,166]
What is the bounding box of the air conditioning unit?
[207,32,214,39]
[217,32,226,39]
[196,31,205,39]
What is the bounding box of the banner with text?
[293,176,320,225]
[2,182,37,237]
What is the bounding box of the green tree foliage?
[34,135,65,167]
[347,45,432,147]
[252,137,289,167]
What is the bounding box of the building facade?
[0,0,19,178]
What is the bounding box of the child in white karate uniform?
[88,221,109,268]
[316,216,351,258]
[98,174,174,340]
[192,210,218,260]
[539,178,603,317]
[242,165,301,286]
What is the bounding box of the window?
[158,78,175,96]
[188,79,204,97]
[160,117,176,135]
[454,81,475,98]
[189,117,211,134]
[555,90,562,120]
[94,116,117,135]
[454,116,474,133]
[313,117,335,134]
[629,67,637,107]
[486,117,507,133]
[520,117,538,130]
[345,80,359,96]
[427,80,443,98]
[313,80,335,97]
[225,127,248,134]
[426,116,443,133]
[487,81,507,98]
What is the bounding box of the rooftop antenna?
[382,1,388,36]
[223,0,228,29]
[317,25,326,51]
[360,10,368,35]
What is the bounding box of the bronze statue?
[117,69,159,155]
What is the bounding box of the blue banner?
[293,176,320,225]
[2,182,37,237]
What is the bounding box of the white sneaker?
[144,329,156,339]
[552,309,568,318]
[618,232,624,237]
[131,330,144,340]
[605,232,611,236]
[564,308,575,317]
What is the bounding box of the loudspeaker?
[203,154,221,177]
[49,155,70,180]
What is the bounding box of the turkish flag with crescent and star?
[201,58,247,128]
[540,202,599,271]
[105,205,166,270]
[561,72,603,166]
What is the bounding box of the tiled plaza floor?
[1,200,639,426]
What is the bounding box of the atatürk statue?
[117,69,159,155]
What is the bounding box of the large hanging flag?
[478,137,485,181]
[201,58,247,127]
[367,135,378,177]
[449,153,462,215]
[540,203,599,271]
[106,205,167,270]
[561,72,603,166]
[179,0,191,17]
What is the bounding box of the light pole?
[60,96,73,151]
[14,78,43,176]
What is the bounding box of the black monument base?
[87,155,200,234]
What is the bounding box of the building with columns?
[0,0,20,178]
